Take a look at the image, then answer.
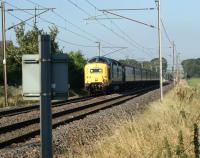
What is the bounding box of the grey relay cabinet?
[22,54,68,100]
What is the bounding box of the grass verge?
[63,82,200,158]
[0,86,87,108]
[187,78,200,87]
[0,86,37,108]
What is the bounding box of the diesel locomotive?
[84,56,159,94]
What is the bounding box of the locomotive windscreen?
[90,68,102,73]
[88,57,108,63]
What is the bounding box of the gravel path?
[0,85,172,158]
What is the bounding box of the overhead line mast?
[156,0,163,101]
[172,41,176,85]
[6,8,54,30]
[1,0,8,107]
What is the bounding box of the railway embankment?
[0,84,172,158]
[61,81,199,158]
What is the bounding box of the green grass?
[187,78,200,87]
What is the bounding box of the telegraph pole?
[96,42,101,57]
[172,41,176,85]
[34,6,37,25]
[1,0,8,107]
[176,53,180,83]
[156,0,163,101]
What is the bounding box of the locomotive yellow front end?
[84,63,109,93]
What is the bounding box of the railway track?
[0,85,160,149]
[0,96,94,118]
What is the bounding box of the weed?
[163,137,172,158]
[194,123,199,158]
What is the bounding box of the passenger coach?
[84,56,159,94]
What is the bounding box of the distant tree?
[119,59,140,67]
[151,57,168,74]
[119,59,156,70]
[142,61,152,70]
[67,51,87,89]
[7,24,61,65]
[182,58,200,78]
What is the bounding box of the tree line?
[119,58,168,74]
[0,24,86,89]
[182,58,200,78]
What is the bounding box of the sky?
[1,0,200,69]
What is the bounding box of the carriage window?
[90,68,102,73]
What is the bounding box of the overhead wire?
[5,1,99,44]
[154,1,173,47]
[99,8,156,11]
[6,0,164,59]
[100,10,155,56]
[84,0,156,52]
[6,9,50,30]
[6,3,97,48]
[66,0,133,43]
[66,0,146,55]
[154,0,176,66]
[84,0,156,58]
[161,19,172,46]
[7,11,33,29]
[24,0,117,47]
[102,47,127,57]
[100,10,156,29]
[67,0,156,58]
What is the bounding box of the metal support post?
[96,42,101,57]
[176,53,180,83]
[34,6,37,25]
[1,0,8,107]
[172,41,176,85]
[39,35,52,158]
[157,0,163,101]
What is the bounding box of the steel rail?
[0,85,161,149]
[0,96,94,118]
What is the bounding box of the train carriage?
[135,67,142,81]
[84,56,160,94]
[124,65,134,82]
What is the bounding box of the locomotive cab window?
[90,68,102,73]
[88,57,108,64]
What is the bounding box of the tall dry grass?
[64,83,200,158]
[0,86,37,108]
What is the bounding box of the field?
[187,78,200,87]
[64,81,200,158]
